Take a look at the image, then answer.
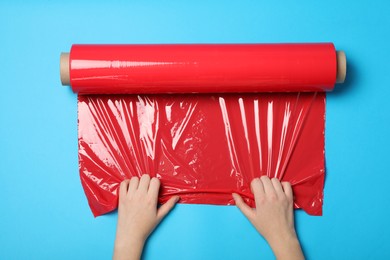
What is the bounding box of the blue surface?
[1,1,389,259]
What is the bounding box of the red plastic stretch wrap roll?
[71,44,336,217]
[70,44,337,94]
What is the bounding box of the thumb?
[157,196,180,222]
[232,193,254,219]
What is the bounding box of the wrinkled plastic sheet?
[78,92,325,217]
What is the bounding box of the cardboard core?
[60,53,70,86]
[336,51,347,83]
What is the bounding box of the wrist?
[115,234,145,249]
[268,234,304,260]
[114,236,145,260]
[266,228,297,246]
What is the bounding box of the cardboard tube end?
[60,53,70,86]
[336,51,346,84]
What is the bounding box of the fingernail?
[174,196,180,202]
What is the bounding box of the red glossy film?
[70,44,337,94]
[79,93,325,216]
[70,44,336,217]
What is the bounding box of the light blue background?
[1,1,389,259]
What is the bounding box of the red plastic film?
[69,44,337,94]
[78,93,325,217]
[70,44,334,217]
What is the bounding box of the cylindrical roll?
[62,43,345,94]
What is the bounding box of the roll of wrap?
[60,43,346,94]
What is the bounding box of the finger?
[148,177,161,200]
[271,178,284,197]
[281,182,294,202]
[138,174,151,192]
[119,179,130,200]
[260,176,277,197]
[157,196,180,222]
[232,193,254,219]
[250,178,265,205]
[128,176,140,197]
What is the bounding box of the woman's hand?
[113,174,179,260]
[233,176,304,260]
